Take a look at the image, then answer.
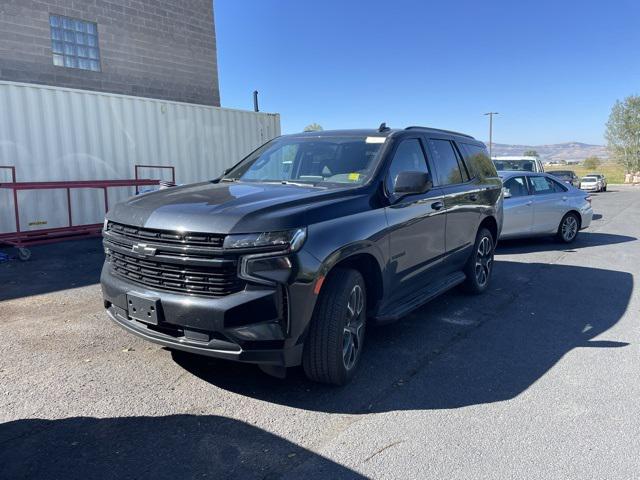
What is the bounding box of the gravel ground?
[1,186,639,479]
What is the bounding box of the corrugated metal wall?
[0,81,281,233]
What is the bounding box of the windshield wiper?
[279,180,312,186]
[219,178,238,183]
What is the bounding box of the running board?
[374,271,466,324]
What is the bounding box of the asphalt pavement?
[1,186,639,479]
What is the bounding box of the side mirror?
[502,187,512,198]
[393,171,432,196]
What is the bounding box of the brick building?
[0,0,220,105]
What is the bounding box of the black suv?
[547,170,579,186]
[101,126,503,385]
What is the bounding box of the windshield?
[221,135,386,186]
[582,177,597,182]
[492,159,536,172]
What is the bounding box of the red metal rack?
[0,165,174,260]
[134,165,175,194]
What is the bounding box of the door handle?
[526,200,533,206]
[431,201,444,211]
[469,193,478,201]
[562,196,568,201]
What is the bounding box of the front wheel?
[303,268,366,385]
[461,228,494,294]
[557,212,580,243]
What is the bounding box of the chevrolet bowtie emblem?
[131,243,157,256]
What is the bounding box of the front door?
[384,138,446,300]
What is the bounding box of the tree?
[605,95,640,173]
[583,156,602,170]
[523,149,539,157]
[303,123,323,132]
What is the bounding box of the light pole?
[484,112,499,159]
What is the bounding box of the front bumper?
[101,263,313,367]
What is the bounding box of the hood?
[106,181,369,234]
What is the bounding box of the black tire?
[461,227,494,294]
[603,185,607,192]
[557,212,580,243]
[303,268,366,386]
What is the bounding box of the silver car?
[499,171,593,243]
[582,173,607,192]
[579,176,601,192]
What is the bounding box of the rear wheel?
[461,228,494,294]
[557,212,580,243]
[303,268,366,385]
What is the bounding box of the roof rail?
[404,126,475,139]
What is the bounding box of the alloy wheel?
[562,215,578,241]
[343,284,365,370]
[474,235,493,287]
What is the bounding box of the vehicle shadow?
[173,261,632,414]
[0,415,362,480]
[496,232,636,254]
[0,238,103,301]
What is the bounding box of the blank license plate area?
[126,293,161,325]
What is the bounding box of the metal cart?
[0,165,175,260]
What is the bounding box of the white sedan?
[580,176,603,192]
[499,171,593,243]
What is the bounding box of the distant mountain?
[487,142,610,163]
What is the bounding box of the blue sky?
[215,0,640,145]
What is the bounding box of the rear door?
[384,137,446,299]
[528,175,568,233]
[501,175,533,237]
[425,137,480,269]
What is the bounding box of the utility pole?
[484,112,499,158]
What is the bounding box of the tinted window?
[428,139,463,185]
[386,139,429,192]
[461,143,496,179]
[455,145,471,182]
[503,176,529,197]
[549,178,568,191]
[529,176,565,194]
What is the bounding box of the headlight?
[240,254,293,285]
[223,227,307,251]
